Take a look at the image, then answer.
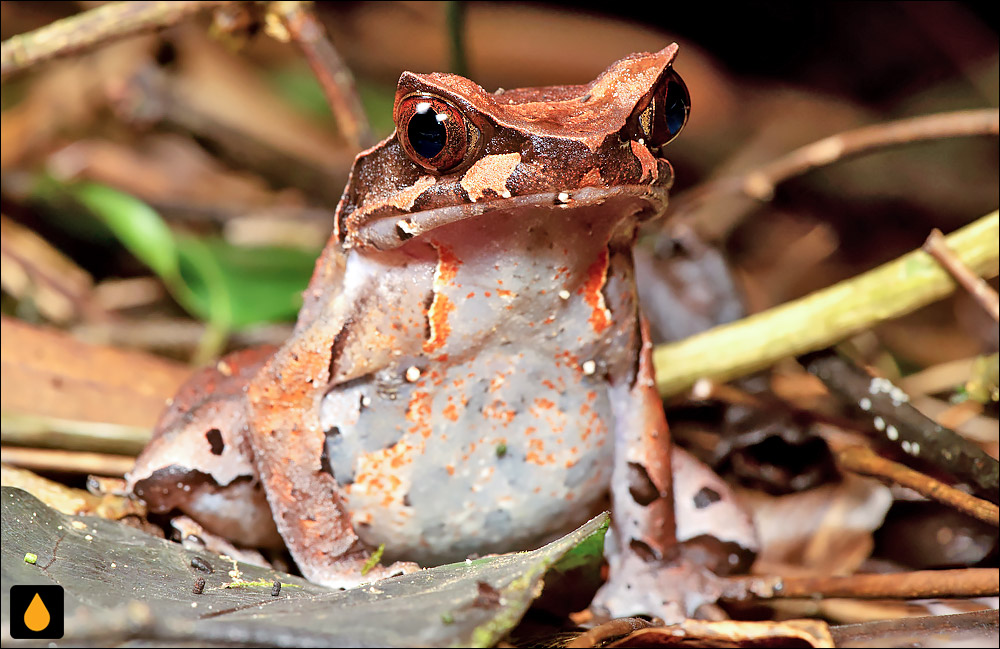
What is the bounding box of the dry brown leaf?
[0,215,98,323]
[0,316,191,428]
[47,135,292,213]
[605,618,834,648]
[740,474,893,577]
[0,463,144,520]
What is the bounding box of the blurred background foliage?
[1,1,995,360]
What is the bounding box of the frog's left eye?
[395,94,479,173]
[641,69,691,147]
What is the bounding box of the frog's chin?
[348,183,671,251]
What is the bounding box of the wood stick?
[653,211,998,398]
[269,1,374,150]
[1,1,234,80]
[836,445,998,525]
[923,228,1000,321]
[722,568,999,601]
[0,446,135,477]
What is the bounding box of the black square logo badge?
[9,585,64,639]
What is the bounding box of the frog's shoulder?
[295,233,349,332]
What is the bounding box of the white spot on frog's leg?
[886,425,899,441]
[460,152,521,202]
[873,416,885,431]
[859,397,871,411]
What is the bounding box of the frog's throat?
[348,184,671,252]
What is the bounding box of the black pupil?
[663,80,688,137]
[408,104,447,159]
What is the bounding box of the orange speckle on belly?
[423,292,455,353]
[579,247,611,334]
[406,390,434,438]
[533,397,556,410]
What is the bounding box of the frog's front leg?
[246,321,415,588]
[595,317,757,621]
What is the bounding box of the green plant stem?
[653,210,1000,397]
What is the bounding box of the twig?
[0,1,234,81]
[565,618,653,648]
[740,110,999,201]
[1,412,151,456]
[722,568,999,601]
[830,610,999,649]
[0,446,136,477]
[268,1,374,149]
[966,352,999,404]
[671,109,1000,238]
[923,228,1000,321]
[836,445,998,525]
[800,350,999,498]
[445,1,469,78]
[652,211,999,396]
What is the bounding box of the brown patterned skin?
[129,45,757,618]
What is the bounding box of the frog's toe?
[592,551,724,623]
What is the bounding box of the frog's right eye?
[395,94,480,173]
[639,69,691,147]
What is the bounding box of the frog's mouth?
[348,181,672,252]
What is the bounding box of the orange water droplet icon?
[24,593,50,632]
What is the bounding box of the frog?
[128,44,757,619]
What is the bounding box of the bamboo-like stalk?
[653,211,999,397]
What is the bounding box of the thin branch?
[722,568,999,601]
[801,350,999,498]
[740,109,1000,201]
[0,1,234,81]
[836,445,998,525]
[0,446,136,477]
[268,1,374,149]
[652,211,999,396]
[566,618,653,648]
[670,109,1000,239]
[830,611,999,649]
[445,1,469,78]
[923,228,1000,321]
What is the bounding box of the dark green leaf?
[2,487,608,647]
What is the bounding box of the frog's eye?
[643,69,690,147]
[395,94,479,173]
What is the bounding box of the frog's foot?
[601,316,758,621]
[310,554,420,590]
[171,515,272,569]
[592,546,725,622]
